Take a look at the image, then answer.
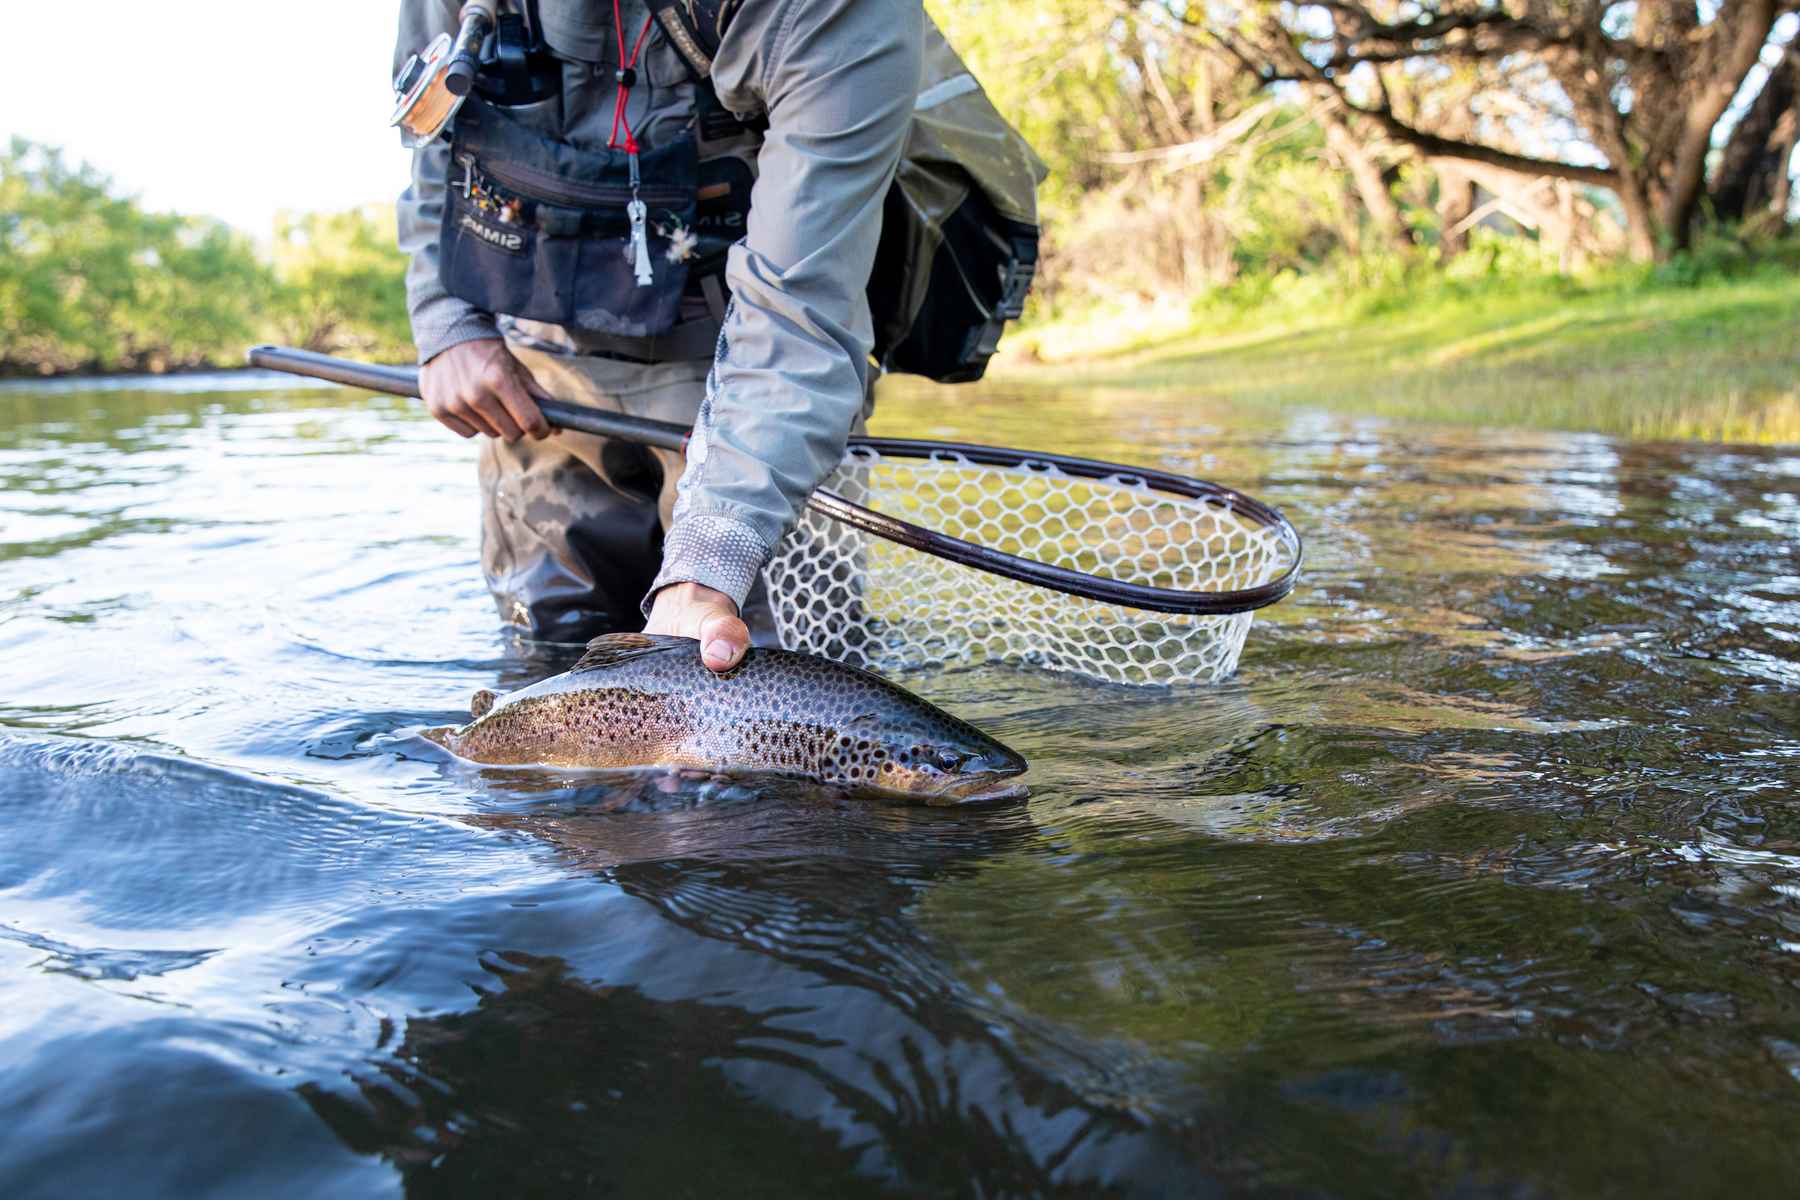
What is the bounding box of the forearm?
[649,0,924,609]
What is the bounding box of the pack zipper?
[475,155,687,210]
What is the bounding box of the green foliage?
[931,1,1793,329]
[0,139,409,376]
[0,138,269,373]
[7,1,1795,382]
[994,233,1800,444]
[268,207,413,359]
[1645,223,1800,288]
[929,0,1132,210]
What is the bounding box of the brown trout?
[427,633,1028,804]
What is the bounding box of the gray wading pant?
[483,341,868,645]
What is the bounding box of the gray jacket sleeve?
[394,0,502,363]
[648,0,923,610]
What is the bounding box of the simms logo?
[460,212,525,254]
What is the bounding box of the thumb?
[697,609,750,673]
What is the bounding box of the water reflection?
[2,377,1798,1196]
[303,786,1208,1193]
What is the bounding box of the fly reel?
[391,1,498,144]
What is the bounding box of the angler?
[392,0,1042,672]
[427,633,1029,803]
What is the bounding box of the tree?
[0,139,414,375]
[0,138,269,373]
[1198,1,1800,259]
[268,207,413,358]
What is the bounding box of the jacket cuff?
[644,511,774,614]
[411,296,501,364]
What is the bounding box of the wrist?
[651,581,737,614]
[410,305,500,366]
[645,512,772,617]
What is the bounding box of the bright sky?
[2,2,411,235]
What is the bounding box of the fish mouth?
[962,781,1030,804]
[937,773,1030,806]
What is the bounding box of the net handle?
[246,346,1302,616]
[247,345,691,451]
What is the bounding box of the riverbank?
[992,255,1800,444]
[9,258,1795,445]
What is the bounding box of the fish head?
[833,713,1028,804]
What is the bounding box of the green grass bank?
[995,251,1800,445]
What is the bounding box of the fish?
[426,633,1028,804]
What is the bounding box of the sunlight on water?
[2,376,1798,1195]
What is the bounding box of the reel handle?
[444,0,498,96]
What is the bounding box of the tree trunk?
[1433,161,1477,260]
[1658,0,1782,250]
[1711,44,1799,223]
[1770,115,1798,223]
[1550,72,1663,260]
[1316,98,1415,253]
[1615,166,1660,262]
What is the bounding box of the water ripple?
[4,381,1800,1195]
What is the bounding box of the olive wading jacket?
[394,0,924,610]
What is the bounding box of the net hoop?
[801,437,1302,616]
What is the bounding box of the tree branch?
[1224,9,1622,190]
[1346,94,1618,187]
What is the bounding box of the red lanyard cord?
[606,1,657,154]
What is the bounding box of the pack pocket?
[440,99,697,337]
[442,196,574,322]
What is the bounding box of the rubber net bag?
[761,448,1299,686]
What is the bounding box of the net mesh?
[762,448,1298,686]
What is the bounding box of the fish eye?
[932,748,966,773]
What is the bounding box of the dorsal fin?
[571,632,696,674]
[470,689,498,720]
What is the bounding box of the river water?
[2,373,1797,1196]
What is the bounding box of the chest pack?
[435,1,1044,382]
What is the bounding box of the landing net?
[762,446,1300,686]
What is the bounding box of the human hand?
[419,338,551,442]
[644,581,749,673]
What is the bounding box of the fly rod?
[249,344,688,452]
[245,344,1302,620]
